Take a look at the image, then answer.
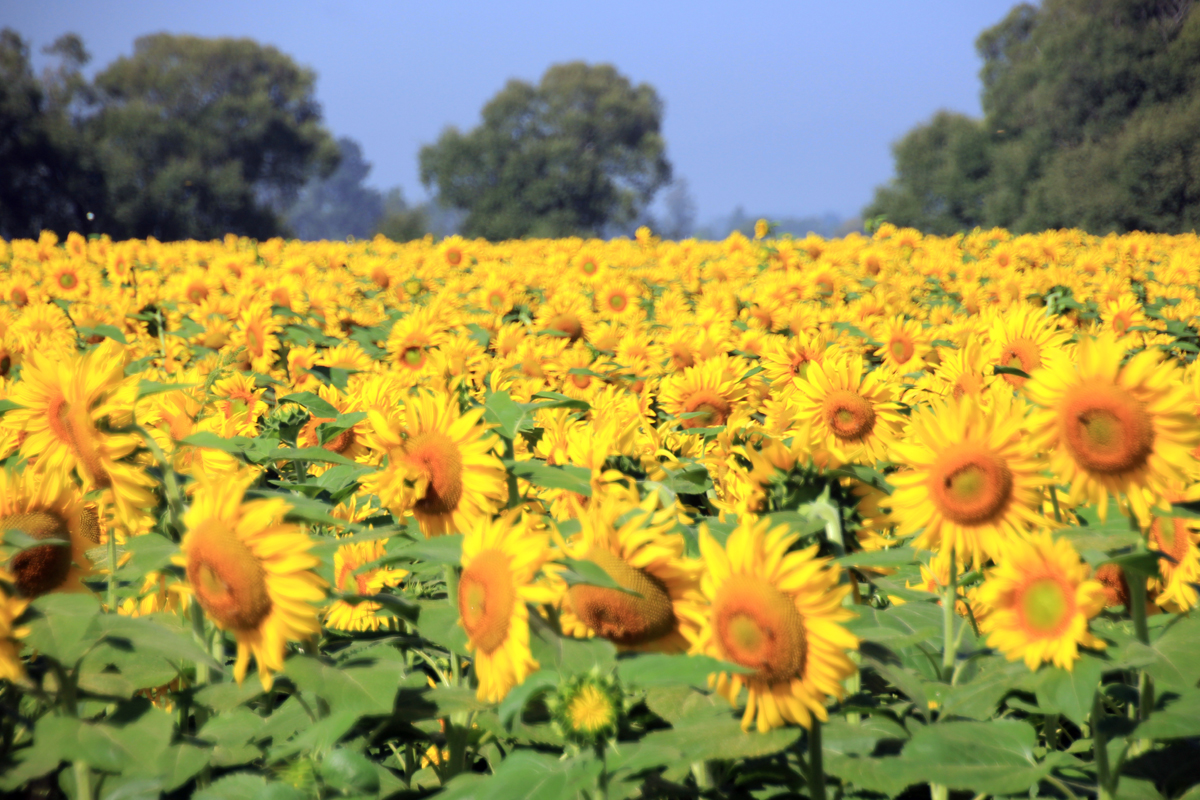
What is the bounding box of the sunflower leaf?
[77,323,128,344]
[136,380,198,399]
[992,365,1032,379]
[316,411,367,446]
[279,392,341,420]
[0,399,21,416]
[616,653,752,689]
[506,459,593,497]
[555,557,639,596]
[1034,654,1104,725]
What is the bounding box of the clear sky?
[4,0,1019,223]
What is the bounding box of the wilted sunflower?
[889,394,1046,569]
[457,512,555,703]
[556,486,702,653]
[977,531,1106,671]
[0,470,100,599]
[1025,333,1200,524]
[689,515,858,732]
[176,470,326,689]
[362,390,507,537]
[791,353,904,465]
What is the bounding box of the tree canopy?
[866,0,1200,234]
[419,61,672,239]
[287,137,385,240]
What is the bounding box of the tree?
[86,33,339,240]
[0,30,103,239]
[419,62,672,239]
[866,0,1200,234]
[659,178,697,240]
[287,137,385,240]
[374,188,430,242]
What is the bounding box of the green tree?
[86,33,339,240]
[419,62,671,239]
[287,137,385,241]
[374,188,430,242]
[0,30,104,239]
[867,0,1200,234]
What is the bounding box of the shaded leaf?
[615,653,751,689]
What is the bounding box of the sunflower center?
[713,575,807,683]
[402,346,426,368]
[405,431,464,517]
[889,336,914,364]
[3,511,74,598]
[582,260,598,275]
[458,549,515,654]
[567,685,615,732]
[59,273,78,290]
[186,519,272,631]
[445,248,463,266]
[1148,518,1190,571]
[1060,383,1154,475]
[822,389,876,441]
[567,547,676,646]
[549,313,584,342]
[682,392,731,429]
[927,445,1014,526]
[999,338,1040,387]
[609,294,627,312]
[1018,577,1074,636]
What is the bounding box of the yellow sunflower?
[873,315,930,373]
[689,515,858,732]
[0,573,29,682]
[0,470,100,598]
[658,357,748,431]
[556,486,702,653]
[1147,510,1200,611]
[1025,333,1200,524]
[977,531,1106,671]
[889,394,1047,569]
[986,303,1069,390]
[362,390,507,537]
[791,353,904,464]
[457,512,556,702]
[176,470,326,690]
[326,538,408,632]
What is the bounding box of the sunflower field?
[2,224,1200,800]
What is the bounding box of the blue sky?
[5,0,1019,222]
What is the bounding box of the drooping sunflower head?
[177,469,326,689]
[1025,333,1200,524]
[326,537,408,633]
[0,470,99,599]
[976,531,1107,671]
[557,485,702,653]
[692,515,858,732]
[457,512,556,703]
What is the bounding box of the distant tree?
[419,61,672,239]
[287,137,384,240]
[0,30,103,239]
[866,0,1200,234]
[374,188,429,242]
[659,178,697,239]
[86,33,339,240]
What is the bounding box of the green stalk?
[806,719,826,800]
[597,744,611,800]
[189,601,210,735]
[1045,713,1060,751]
[1049,484,1063,523]
[106,529,118,612]
[73,759,93,800]
[691,760,713,790]
[942,549,958,681]
[1093,690,1114,800]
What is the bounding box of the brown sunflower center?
[1148,517,1190,575]
[1018,576,1074,636]
[567,547,676,646]
[683,391,731,429]
[405,431,464,517]
[822,389,876,441]
[927,445,1014,526]
[889,336,914,364]
[999,338,1040,387]
[1060,383,1154,475]
[458,549,515,654]
[1093,563,1130,608]
[548,313,584,342]
[186,519,272,631]
[713,575,806,683]
[4,510,74,598]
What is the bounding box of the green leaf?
[391,533,462,565]
[865,657,931,722]
[529,391,590,411]
[78,323,128,344]
[0,715,80,789]
[156,744,210,792]
[24,592,102,665]
[935,656,1030,720]
[483,390,527,439]
[193,774,306,800]
[77,706,175,773]
[263,446,359,466]
[178,431,256,455]
[836,547,917,568]
[1035,653,1104,725]
[1115,614,1200,691]
[614,712,800,774]
[122,532,179,574]
[95,614,219,669]
[319,749,380,795]
[472,750,600,800]
[417,601,469,654]
[555,556,637,595]
[316,411,367,445]
[529,616,617,674]
[279,391,340,419]
[136,380,197,399]
[284,655,406,716]
[194,681,265,712]
[823,716,909,756]
[658,462,713,495]
[993,364,1032,379]
[0,398,23,416]
[498,670,559,728]
[899,719,1050,795]
[615,653,751,689]
[507,459,593,496]
[1132,689,1200,739]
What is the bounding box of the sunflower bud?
[550,671,624,748]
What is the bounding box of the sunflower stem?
[806,719,826,800]
[1045,713,1060,751]
[1128,572,1149,646]
[930,784,948,800]
[189,601,211,690]
[597,744,611,800]
[73,759,93,800]
[106,526,118,612]
[942,549,957,681]
[1050,485,1063,523]
[1093,689,1115,800]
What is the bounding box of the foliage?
[287,138,386,241]
[419,62,672,239]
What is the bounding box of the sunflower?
[231,299,282,374]
[791,353,904,465]
[874,315,930,373]
[889,394,1047,569]
[0,573,29,682]
[1025,333,1200,525]
[0,470,100,599]
[176,470,326,690]
[457,512,555,702]
[976,531,1106,671]
[293,383,370,472]
[556,486,702,653]
[361,390,507,537]
[1147,511,1200,611]
[689,515,858,732]
[986,303,1069,390]
[760,332,827,393]
[658,357,748,431]
[326,538,408,632]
